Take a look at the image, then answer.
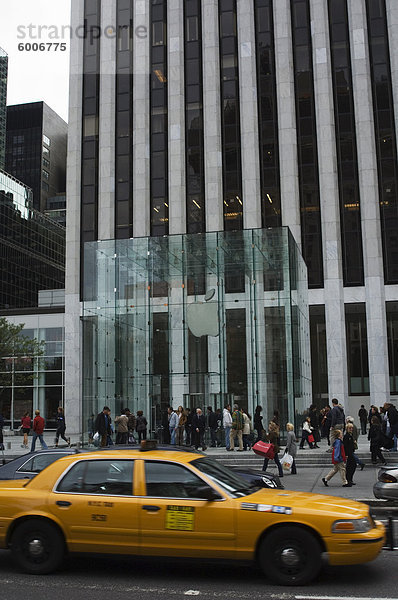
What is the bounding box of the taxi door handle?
[142,505,160,512]
[56,500,72,507]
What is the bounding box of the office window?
[115,0,133,238]
[254,0,281,228]
[184,0,205,234]
[291,0,323,288]
[219,0,243,231]
[365,0,398,284]
[386,302,398,394]
[150,0,168,236]
[310,305,328,404]
[328,0,364,286]
[345,303,369,395]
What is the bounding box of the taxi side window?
[18,453,67,474]
[145,461,212,499]
[57,460,134,496]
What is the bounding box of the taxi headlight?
[332,517,372,534]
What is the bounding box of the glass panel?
[82,229,310,444]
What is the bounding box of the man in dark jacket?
[95,406,112,447]
[386,402,398,451]
[343,422,357,486]
[358,405,368,435]
[207,406,218,447]
[0,412,4,449]
[191,408,206,450]
[330,398,345,445]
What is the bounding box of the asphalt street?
[0,548,397,600]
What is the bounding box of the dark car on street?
[0,448,82,480]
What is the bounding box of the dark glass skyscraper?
[5,102,67,212]
[0,47,8,171]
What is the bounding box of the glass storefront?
[0,326,64,429]
[82,228,310,440]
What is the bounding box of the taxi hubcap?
[28,538,44,557]
[280,547,300,567]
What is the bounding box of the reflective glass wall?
[0,324,64,429]
[82,228,310,441]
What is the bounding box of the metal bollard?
[386,515,395,551]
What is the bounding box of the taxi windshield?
[191,457,259,497]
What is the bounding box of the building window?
[115,0,133,239]
[43,134,51,146]
[365,0,398,284]
[80,1,101,250]
[290,0,324,288]
[254,0,281,228]
[150,0,168,236]
[345,303,369,395]
[309,305,328,405]
[43,157,50,169]
[328,0,364,286]
[42,169,49,180]
[219,0,243,231]
[226,308,248,408]
[184,0,205,234]
[386,302,398,394]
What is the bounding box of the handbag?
[307,434,315,443]
[381,432,394,450]
[282,452,293,471]
[93,431,101,447]
[253,440,275,459]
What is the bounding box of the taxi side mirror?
[194,485,223,501]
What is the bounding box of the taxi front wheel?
[11,519,65,574]
[258,525,322,586]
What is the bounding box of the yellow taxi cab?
[0,443,385,585]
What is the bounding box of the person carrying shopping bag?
[284,422,297,474]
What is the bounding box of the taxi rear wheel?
[259,526,322,586]
[11,519,65,574]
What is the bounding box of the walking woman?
[55,407,70,447]
[343,422,357,486]
[285,422,297,474]
[299,417,314,449]
[136,410,147,442]
[20,412,32,449]
[176,405,186,445]
[368,415,387,465]
[262,421,284,478]
[254,406,263,442]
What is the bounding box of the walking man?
[358,405,368,435]
[31,410,48,452]
[330,398,345,445]
[229,405,244,451]
[223,404,232,450]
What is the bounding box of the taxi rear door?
[136,459,236,559]
[48,458,140,554]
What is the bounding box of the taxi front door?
[136,459,236,559]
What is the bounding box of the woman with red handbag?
[299,417,315,449]
[261,421,284,477]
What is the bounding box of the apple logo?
[186,289,219,337]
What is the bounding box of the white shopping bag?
[282,452,293,471]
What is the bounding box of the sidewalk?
[2,432,397,502]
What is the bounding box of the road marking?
[184,592,200,596]
[296,596,398,600]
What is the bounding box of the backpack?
[234,410,244,431]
